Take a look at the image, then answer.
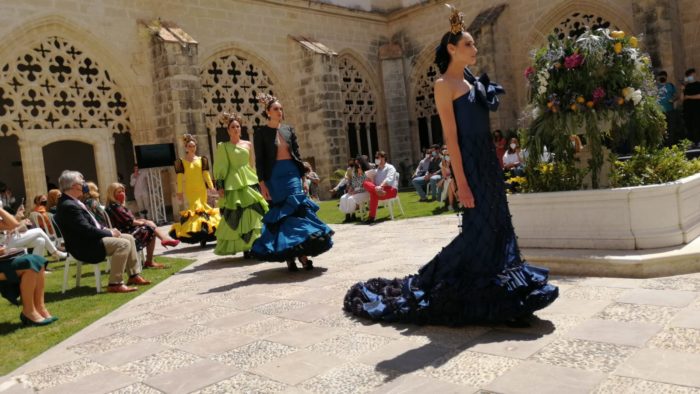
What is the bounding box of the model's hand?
[111,228,121,237]
[260,183,271,201]
[458,185,475,208]
[217,189,224,198]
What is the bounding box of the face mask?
[116,191,126,204]
[444,155,450,161]
[510,143,517,149]
[687,76,696,83]
[81,183,89,194]
[40,200,48,206]
[431,152,437,157]
[374,158,381,165]
[658,77,667,83]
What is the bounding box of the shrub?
[609,140,700,187]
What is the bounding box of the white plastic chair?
[51,220,106,293]
[62,257,104,293]
[28,211,61,249]
[103,210,145,269]
[378,172,405,220]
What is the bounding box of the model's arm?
[0,207,19,231]
[434,79,474,208]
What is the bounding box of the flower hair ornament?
[445,4,465,35]
[182,133,196,145]
[256,93,278,109]
[219,111,242,126]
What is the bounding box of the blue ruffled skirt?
[250,160,333,262]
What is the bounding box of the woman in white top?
[502,137,525,176]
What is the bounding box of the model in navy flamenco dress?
[344,69,559,325]
[250,94,334,271]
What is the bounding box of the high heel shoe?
[299,257,314,271]
[161,239,180,248]
[286,259,299,272]
[20,313,54,326]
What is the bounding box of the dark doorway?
[43,141,97,188]
[0,135,25,212]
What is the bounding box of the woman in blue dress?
[250,94,334,271]
[344,6,559,325]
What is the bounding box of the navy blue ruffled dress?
[250,159,334,262]
[344,70,559,325]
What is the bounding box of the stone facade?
[0,0,696,208]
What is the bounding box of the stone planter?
[508,172,700,250]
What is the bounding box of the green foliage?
[524,161,589,193]
[609,140,700,187]
[0,256,193,375]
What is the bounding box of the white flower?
[631,89,642,105]
[532,106,542,119]
[538,85,547,95]
[622,87,635,101]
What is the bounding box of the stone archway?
[409,45,443,156]
[22,128,117,199]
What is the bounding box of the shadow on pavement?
[202,266,329,294]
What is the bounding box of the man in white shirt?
[361,151,397,224]
[130,164,150,219]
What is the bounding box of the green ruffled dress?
[213,141,268,256]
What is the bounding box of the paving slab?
[485,361,606,394]
[564,319,662,347]
[615,288,698,307]
[614,348,700,387]
[144,360,238,394]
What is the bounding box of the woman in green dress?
[214,112,269,257]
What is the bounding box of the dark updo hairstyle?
[257,93,280,119]
[434,31,465,74]
[355,155,370,172]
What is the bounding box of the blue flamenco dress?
[344,70,559,325]
[250,159,334,262]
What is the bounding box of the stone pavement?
[3,215,700,393]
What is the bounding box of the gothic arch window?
[554,13,618,40]
[339,56,378,159]
[200,53,276,143]
[0,36,132,136]
[414,64,442,150]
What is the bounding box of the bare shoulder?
[434,78,452,98]
[239,140,252,149]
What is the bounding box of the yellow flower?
[586,101,595,108]
[641,56,650,65]
[617,97,625,105]
[611,30,625,39]
[570,104,578,111]
[629,36,638,48]
[576,96,585,104]
[547,101,554,108]
[614,42,622,54]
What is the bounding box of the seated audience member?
[31,194,54,235]
[412,144,442,201]
[1,205,66,260]
[330,159,354,198]
[362,151,398,225]
[46,189,61,215]
[0,182,17,214]
[105,183,178,269]
[303,162,320,200]
[437,148,458,210]
[0,232,56,326]
[339,156,371,223]
[82,182,110,228]
[503,137,525,176]
[54,170,150,293]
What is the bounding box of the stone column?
[288,39,346,200]
[148,25,205,214]
[17,138,45,202]
[632,0,686,79]
[379,42,413,184]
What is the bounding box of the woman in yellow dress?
[169,134,221,246]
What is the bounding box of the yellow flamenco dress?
[169,156,221,245]
[213,142,268,256]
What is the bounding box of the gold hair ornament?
[182,133,196,144]
[219,111,242,126]
[445,4,465,35]
[256,93,278,108]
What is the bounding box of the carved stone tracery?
[0,36,131,136]
[339,56,377,158]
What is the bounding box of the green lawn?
[315,190,457,224]
[0,256,193,375]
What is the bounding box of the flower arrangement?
[524,28,665,188]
